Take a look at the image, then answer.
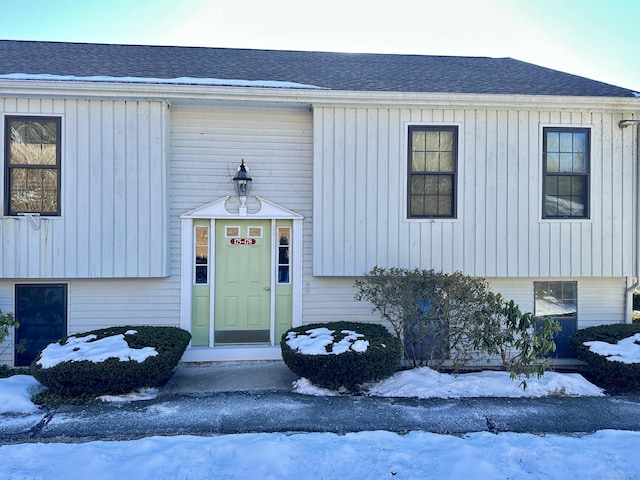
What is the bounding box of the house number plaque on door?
[230,238,256,245]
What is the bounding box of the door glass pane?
[277,227,291,284]
[194,226,209,284]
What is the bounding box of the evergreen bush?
[569,323,640,394]
[30,325,191,398]
[281,321,402,391]
[354,267,494,369]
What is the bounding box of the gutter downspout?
[624,119,640,323]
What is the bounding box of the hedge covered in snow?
[281,321,402,391]
[569,323,640,394]
[31,326,191,398]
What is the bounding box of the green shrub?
[281,321,402,391]
[354,267,494,370]
[474,294,560,386]
[30,326,191,398]
[0,308,25,357]
[569,323,640,394]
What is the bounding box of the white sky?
[2,0,640,92]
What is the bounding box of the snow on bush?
[37,330,158,368]
[584,333,640,364]
[285,327,369,355]
[281,322,401,391]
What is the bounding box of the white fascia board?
[2,78,640,113]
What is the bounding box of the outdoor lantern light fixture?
[232,159,252,215]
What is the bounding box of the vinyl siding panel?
[0,98,169,278]
[313,106,637,278]
[299,277,626,330]
[169,103,314,308]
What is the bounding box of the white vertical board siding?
[313,106,636,278]
[0,98,169,278]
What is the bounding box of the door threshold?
[182,345,282,362]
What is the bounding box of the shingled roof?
[1,39,637,97]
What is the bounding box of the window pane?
[412,152,426,172]
[195,226,208,245]
[438,196,453,216]
[412,130,425,151]
[559,153,573,172]
[438,131,453,151]
[535,282,577,317]
[425,152,439,171]
[573,153,587,173]
[438,176,453,195]
[411,176,425,195]
[425,131,440,151]
[195,246,208,264]
[559,132,574,152]
[425,176,439,194]
[546,153,559,172]
[410,195,424,216]
[439,152,454,172]
[546,131,559,152]
[10,120,58,166]
[424,196,438,216]
[10,168,58,213]
[574,132,587,153]
[195,266,208,284]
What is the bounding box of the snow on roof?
[0,73,323,89]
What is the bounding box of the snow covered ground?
[1,368,638,480]
[2,429,639,480]
[1,332,639,479]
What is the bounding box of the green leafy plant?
[475,294,560,387]
[30,325,191,400]
[354,267,493,370]
[281,321,402,391]
[0,308,25,357]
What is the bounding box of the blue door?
[14,284,67,367]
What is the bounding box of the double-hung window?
[4,116,61,216]
[542,127,590,219]
[408,125,458,218]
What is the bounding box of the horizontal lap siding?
[169,105,313,217]
[488,277,626,327]
[0,98,168,278]
[306,276,626,331]
[170,104,314,319]
[313,106,636,278]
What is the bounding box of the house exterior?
[1,40,639,366]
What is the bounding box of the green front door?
[214,220,272,344]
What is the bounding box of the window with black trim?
[408,125,458,218]
[542,127,590,219]
[5,116,61,216]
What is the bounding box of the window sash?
[5,116,61,216]
[408,126,458,218]
[534,281,577,319]
[542,127,590,219]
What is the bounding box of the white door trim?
[180,196,303,361]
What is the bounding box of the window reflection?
[277,227,290,284]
